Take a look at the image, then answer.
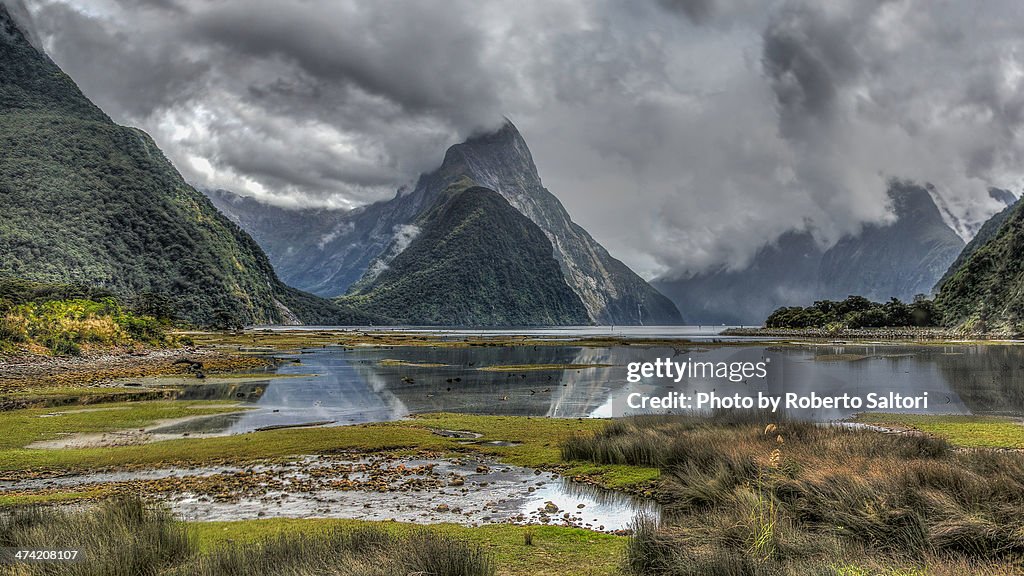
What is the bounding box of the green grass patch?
[4,386,153,400]
[853,413,1024,448]
[190,518,626,576]
[0,401,246,452]
[0,408,656,492]
[563,463,660,490]
[0,386,175,411]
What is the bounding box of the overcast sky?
[10,0,1024,279]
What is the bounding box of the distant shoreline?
[721,326,1004,341]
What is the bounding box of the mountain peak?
[889,182,945,222]
[438,119,540,191]
[467,118,526,147]
[989,187,1017,207]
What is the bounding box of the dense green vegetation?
[563,413,1024,575]
[0,297,167,355]
[341,186,591,326]
[935,196,1024,334]
[0,277,171,355]
[0,275,116,305]
[0,498,494,576]
[935,191,1018,292]
[0,6,367,327]
[765,295,940,329]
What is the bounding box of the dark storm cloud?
[8,0,1024,276]
[28,2,207,118]
[747,0,1024,244]
[186,2,500,125]
[762,4,858,125]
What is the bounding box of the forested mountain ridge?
[0,5,371,326]
[935,193,1024,334]
[934,189,1019,292]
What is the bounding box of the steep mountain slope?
[933,186,1017,241]
[207,122,682,325]
[654,183,966,325]
[340,186,590,326]
[935,189,1019,291]
[0,5,366,326]
[818,184,967,300]
[935,197,1024,333]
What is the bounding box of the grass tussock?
[562,411,1024,575]
[0,496,193,576]
[189,528,495,576]
[0,498,495,576]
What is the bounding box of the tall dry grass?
[0,496,194,576]
[186,527,495,576]
[563,411,1024,575]
[0,498,495,576]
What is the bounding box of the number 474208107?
[11,550,80,562]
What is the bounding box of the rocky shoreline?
[0,346,275,410]
[721,326,984,341]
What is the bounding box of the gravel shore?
[0,346,274,401]
[721,326,974,340]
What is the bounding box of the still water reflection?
[154,343,1024,435]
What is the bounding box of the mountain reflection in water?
[155,343,1024,435]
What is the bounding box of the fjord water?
[160,328,1024,435]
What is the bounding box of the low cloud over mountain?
[11,0,1024,279]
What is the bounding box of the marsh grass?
[186,527,496,576]
[563,411,1024,574]
[0,498,494,576]
[0,496,193,576]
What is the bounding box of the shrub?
[0,296,168,355]
[0,497,195,576]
